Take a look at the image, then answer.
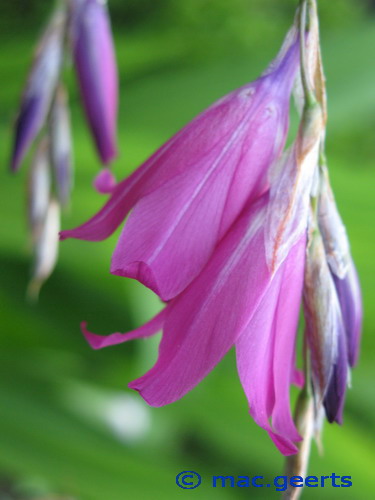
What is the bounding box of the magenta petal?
[271,236,306,441]
[292,369,305,389]
[93,168,117,194]
[267,434,299,456]
[110,61,299,298]
[129,197,273,406]
[71,0,118,164]
[61,26,299,298]
[236,237,305,455]
[111,156,241,299]
[81,309,166,349]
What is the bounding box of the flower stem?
[299,0,317,109]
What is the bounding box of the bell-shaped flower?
[10,9,65,171]
[61,24,300,300]
[70,0,118,164]
[80,194,307,455]
[50,85,74,207]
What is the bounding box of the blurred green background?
[0,0,374,498]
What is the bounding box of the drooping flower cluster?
[10,0,118,297]
[61,1,362,458]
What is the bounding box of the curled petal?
[81,309,166,349]
[11,9,65,171]
[70,0,118,164]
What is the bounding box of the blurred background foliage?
[0,0,374,499]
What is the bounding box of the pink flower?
[60,26,300,301]
[81,194,307,455]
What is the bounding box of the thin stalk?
[299,0,317,108]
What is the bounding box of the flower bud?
[303,230,345,403]
[11,9,65,171]
[70,0,118,164]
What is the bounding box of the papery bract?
[318,170,350,279]
[61,25,300,300]
[50,85,73,207]
[28,199,60,300]
[28,138,51,241]
[265,102,323,274]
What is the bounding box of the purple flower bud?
[70,0,118,164]
[11,10,65,172]
[317,170,363,367]
[332,258,362,367]
[323,325,348,424]
[50,85,74,207]
[303,231,344,402]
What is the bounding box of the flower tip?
[58,230,68,241]
[93,168,117,194]
[10,155,20,173]
[101,146,118,166]
[111,261,164,300]
[80,321,104,350]
[127,381,161,408]
[26,279,42,303]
